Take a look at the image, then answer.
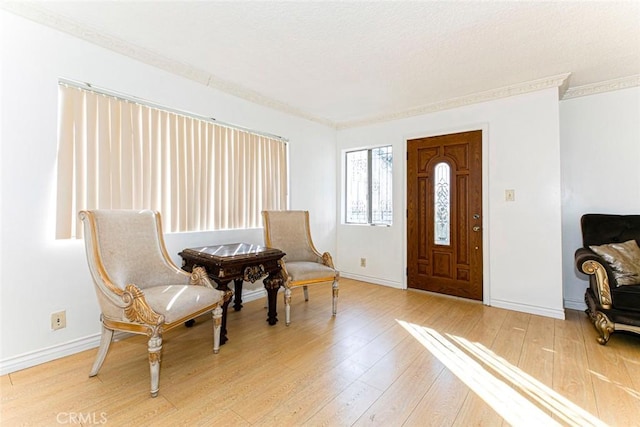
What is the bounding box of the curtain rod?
[58,78,289,143]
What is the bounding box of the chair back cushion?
[89,210,186,289]
[263,211,321,262]
[581,214,640,247]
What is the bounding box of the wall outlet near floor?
[51,310,66,330]
[360,257,367,268]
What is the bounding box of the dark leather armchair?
[575,214,640,344]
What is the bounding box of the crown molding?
[2,2,337,128]
[4,3,635,131]
[336,73,572,129]
[202,75,336,128]
[561,75,640,100]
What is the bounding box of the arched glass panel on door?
[434,162,450,245]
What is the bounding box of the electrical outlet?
[51,311,66,330]
[360,257,366,268]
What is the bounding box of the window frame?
[344,145,393,226]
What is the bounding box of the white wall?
[559,87,640,309]
[336,89,565,319]
[0,11,336,373]
[3,8,636,376]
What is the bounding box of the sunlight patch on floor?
[450,334,608,427]
[397,320,608,427]
[588,369,640,401]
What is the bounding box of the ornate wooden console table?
[179,243,285,343]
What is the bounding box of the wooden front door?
[407,130,483,300]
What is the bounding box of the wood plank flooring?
[1,279,639,426]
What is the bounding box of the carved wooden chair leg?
[303,285,309,302]
[90,326,114,377]
[594,312,614,345]
[284,287,292,326]
[332,280,339,316]
[148,333,162,397]
[212,306,223,354]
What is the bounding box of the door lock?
[473,226,481,232]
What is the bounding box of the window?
[434,162,451,245]
[345,146,393,225]
[55,83,288,238]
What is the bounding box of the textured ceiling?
[5,1,640,127]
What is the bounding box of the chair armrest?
[575,247,615,309]
[189,266,215,288]
[123,284,164,326]
[187,266,233,303]
[321,252,336,269]
[277,259,291,281]
[575,247,601,271]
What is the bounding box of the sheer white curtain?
[56,85,287,238]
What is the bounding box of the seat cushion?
[143,285,224,324]
[611,284,640,313]
[286,261,337,283]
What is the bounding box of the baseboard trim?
[0,286,575,375]
[490,299,566,320]
[241,288,268,302]
[0,333,102,376]
[564,298,587,311]
[340,272,403,289]
[0,288,269,376]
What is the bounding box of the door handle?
[472,226,481,232]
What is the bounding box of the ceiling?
[5,1,640,128]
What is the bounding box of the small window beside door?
[434,162,451,245]
[345,146,393,225]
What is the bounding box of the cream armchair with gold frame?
[79,209,232,397]
[262,210,339,326]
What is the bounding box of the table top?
[180,242,284,262]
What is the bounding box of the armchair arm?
[321,252,336,269]
[575,247,616,309]
[122,284,164,326]
[188,266,233,303]
[189,266,215,289]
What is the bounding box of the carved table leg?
[220,294,230,344]
[233,279,244,311]
[263,270,284,325]
[212,279,232,344]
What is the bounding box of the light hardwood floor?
[1,279,639,426]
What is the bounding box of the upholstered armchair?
[575,214,640,344]
[79,210,232,397]
[262,210,339,326]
